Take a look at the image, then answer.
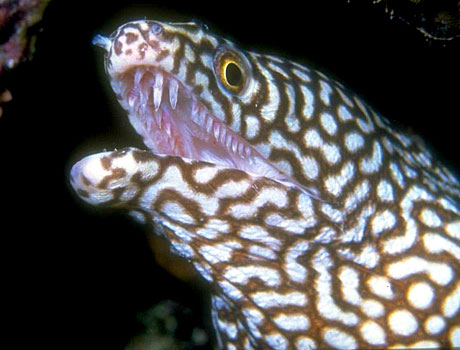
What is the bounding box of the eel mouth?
[112,65,296,183]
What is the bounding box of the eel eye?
[214,49,248,95]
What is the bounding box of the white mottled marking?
[383,217,418,254]
[450,326,460,347]
[224,265,280,287]
[250,290,307,309]
[245,115,260,139]
[360,141,382,173]
[240,309,263,341]
[229,187,288,219]
[361,299,384,318]
[338,244,380,269]
[161,202,195,225]
[321,203,344,224]
[199,241,241,264]
[286,113,301,133]
[218,280,243,300]
[265,333,288,350]
[259,64,279,122]
[292,68,311,83]
[338,105,353,121]
[196,219,229,239]
[324,161,355,197]
[443,282,460,318]
[268,61,290,79]
[296,337,316,350]
[424,315,446,335]
[387,256,453,285]
[285,240,310,283]
[446,221,460,239]
[304,129,322,148]
[323,328,357,350]
[407,281,434,309]
[338,266,360,305]
[322,143,341,164]
[193,262,213,282]
[193,165,218,183]
[344,180,369,212]
[300,85,314,119]
[274,313,310,331]
[341,204,374,242]
[319,80,332,106]
[389,162,405,188]
[377,179,394,202]
[171,241,195,258]
[423,233,460,260]
[314,250,359,326]
[146,166,219,215]
[249,245,277,260]
[371,209,396,235]
[388,309,418,336]
[239,225,281,249]
[360,320,386,345]
[270,130,320,179]
[356,117,374,134]
[215,180,250,198]
[367,276,394,299]
[320,112,338,135]
[344,132,365,152]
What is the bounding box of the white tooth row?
[191,101,252,159]
[130,70,180,112]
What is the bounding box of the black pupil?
[225,62,243,87]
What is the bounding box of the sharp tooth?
[213,122,221,140]
[244,145,252,158]
[155,109,162,129]
[164,120,172,137]
[220,127,226,144]
[191,102,200,125]
[238,142,245,158]
[128,93,137,108]
[140,88,149,112]
[205,115,213,134]
[134,69,143,87]
[232,139,238,154]
[169,79,178,109]
[153,73,164,111]
[225,134,232,149]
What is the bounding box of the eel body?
[70,20,460,349]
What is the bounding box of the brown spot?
[156,49,170,62]
[114,39,123,56]
[132,150,157,163]
[148,39,159,50]
[101,156,112,170]
[98,168,127,189]
[125,49,132,56]
[125,32,138,44]
[138,43,148,59]
[81,175,91,187]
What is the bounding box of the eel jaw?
[110,65,296,183]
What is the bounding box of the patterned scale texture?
[70,20,460,349]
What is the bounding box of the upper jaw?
[111,65,256,166]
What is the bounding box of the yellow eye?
[214,49,248,94]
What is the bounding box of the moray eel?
[70,20,460,349]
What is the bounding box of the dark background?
[2,1,459,348]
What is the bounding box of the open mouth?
[111,65,298,184]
